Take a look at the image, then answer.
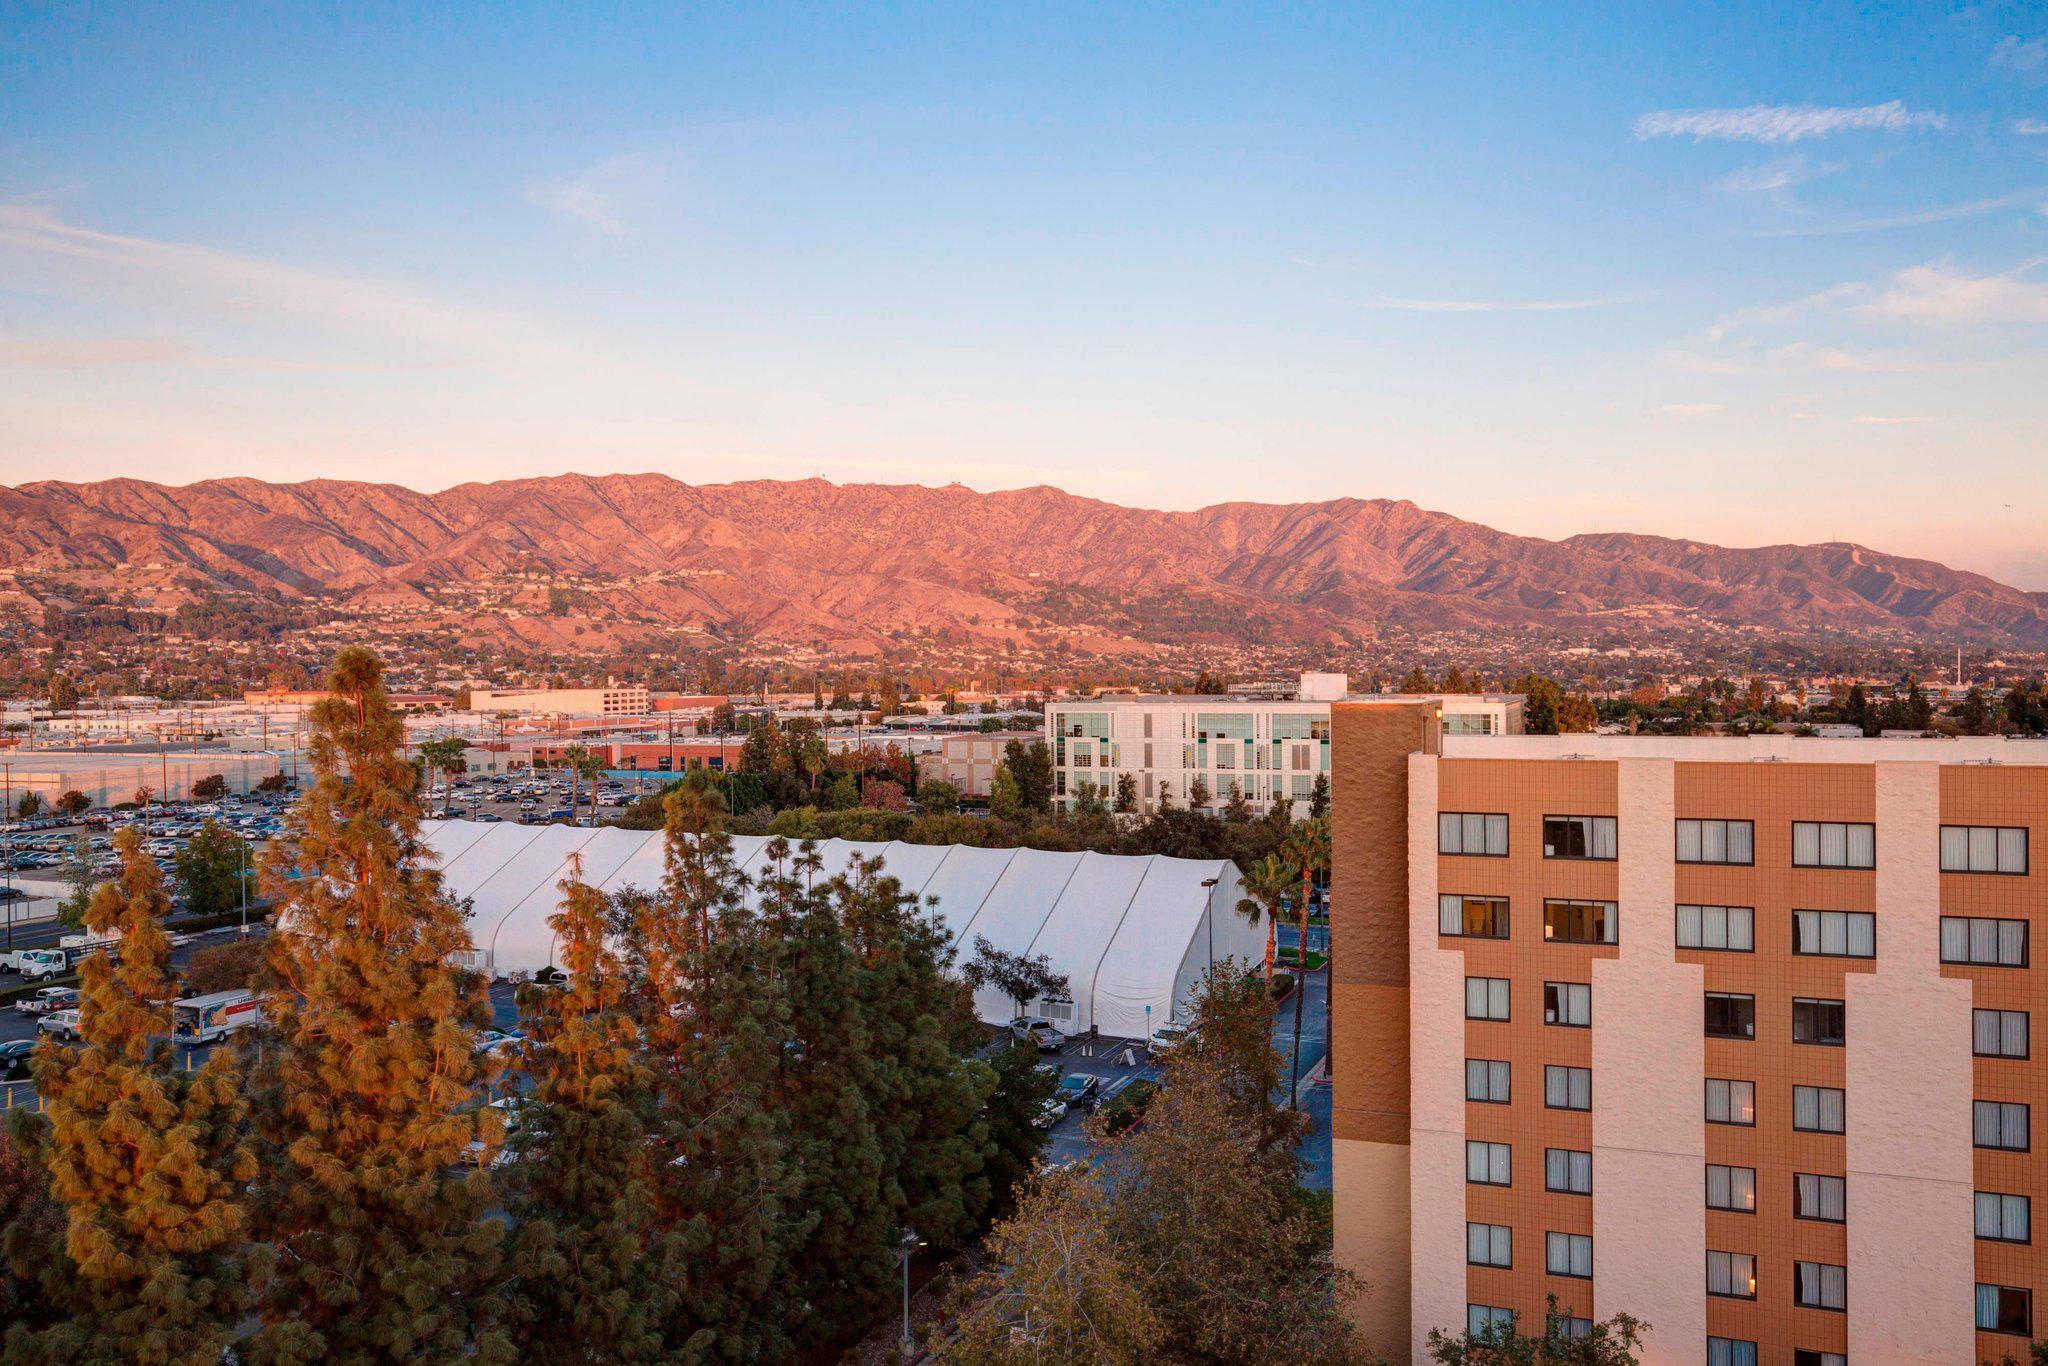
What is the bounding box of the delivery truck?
[171,989,264,1044]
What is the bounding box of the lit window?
[1707,1250,1756,1300]
[1705,1164,1755,1212]
[1440,894,1509,939]
[1792,997,1845,1047]
[1543,899,1617,945]
[1705,1078,1755,1126]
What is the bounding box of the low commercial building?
[0,749,286,805]
[469,686,651,717]
[1327,707,2048,1363]
[1045,674,1520,817]
[915,731,1043,800]
[420,819,1257,1037]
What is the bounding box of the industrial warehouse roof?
[419,819,1257,1038]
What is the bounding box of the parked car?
[15,985,78,1015]
[1009,1017,1067,1053]
[1034,1096,1069,1129]
[1054,1072,1104,1111]
[0,1039,37,1080]
[475,1029,525,1058]
[1146,1021,1194,1059]
[38,1008,82,1041]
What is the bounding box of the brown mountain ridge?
[0,473,2042,648]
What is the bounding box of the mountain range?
[1,473,2043,650]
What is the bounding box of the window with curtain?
[1792,821,1875,868]
[1793,1261,1846,1311]
[1439,811,1510,856]
[1544,981,1591,1027]
[1976,1101,2030,1151]
[1465,1058,1511,1103]
[1793,1085,1845,1134]
[1545,1148,1592,1195]
[1793,997,1846,1046]
[1941,824,2028,874]
[1439,894,1509,938]
[1975,1009,2029,1059]
[1707,1250,1756,1299]
[1976,1191,2030,1243]
[1465,977,1511,1021]
[1706,1163,1755,1212]
[1977,1284,2032,1336]
[1792,909,1875,958]
[1706,1077,1755,1125]
[1707,1340,1759,1366]
[1545,1232,1592,1278]
[1466,1141,1512,1187]
[1942,916,2028,967]
[1543,899,1617,945]
[1676,818,1754,864]
[1543,814,1616,859]
[1795,1173,1846,1222]
[1676,903,1754,951]
[1545,1065,1591,1111]
[1466,1222,1511,1268]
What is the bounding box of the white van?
[171,989,265,1044]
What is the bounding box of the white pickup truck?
[0,947,70,981]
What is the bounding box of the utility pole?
[3,761,13,952]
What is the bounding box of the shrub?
[182,937,266,994]
[1097,1078,1160,1136]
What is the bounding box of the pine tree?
[243,647,508,1363]
[7,828,255,1365]
[631,791,800,1357]
[503,859,672,1358]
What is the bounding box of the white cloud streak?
[1366,296,1624,313]
[2015,119,2048,136]
[1745,187,2048,237]
[1717,156,1845,195]
[1858,258,2048,325]
[1633,100,1946,143]
[1990,36,2046,74]
[525,153,667,237]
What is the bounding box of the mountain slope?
[1,473,2041,646]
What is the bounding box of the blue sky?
[3,3,2046,584]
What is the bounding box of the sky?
[2,3,2047,585]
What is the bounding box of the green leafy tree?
[189,773,228,801]
[1001,740,1054,815]
[503,859,673,1358]
[173,818,252,919]
[14,792,42,821]
[1425,1297,1645,1363]
[1113,772,1138,814]
[963,934,1070,1018]
[1309,772,1330,818]
[53,790,90,820]
[53,833,97,932]
[243,647,507,1363]
[989,765,1023,822]
[1399,666,1432,693]
[919,779,959,815]
[7,828,255,1364]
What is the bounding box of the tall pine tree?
[503,857,673,1359]
[243,647,508,1363]
[6,828,254,1365]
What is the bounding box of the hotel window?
[1793,1354,1845,1366]
[1545,1065,1592,1112]
[1465,977,1511,1021]
[1941,916,2028,967]
[1676,904,1753,952]
[1792,821,1875,869]
[1543,815,1616,860]
[1466,1058,1511,1104]
[1793,1085,1845,1134]
[1466,1222,1512,1268]
[1439,811,1510,857]
[1705,1164,1756,1212]
[1547,1314,1592,1339]
[1544,982,1591,1027]
[1440,894,1509,939]
[1976,1101,2030,1151]
[1978,1285,2033,1337]
[1941,824,2028,874]
[1795,1173,1846,1223]
[1706,1078,1755,1126]
[1545,1148,1592,1195]
[1708,1340,1759,1366]
[1977,1191,2031,1243]
[1975,1009,2029,1059]
[1793,1261,1846,1312]
[1545,1232,1592,1279]
[1676,818,1754,865]
[1707,1250,1757,1300]
[1467,1305,1514,1336]
[1704,992,1755,1040]
[1792,998,1845,1047]
[1543,899,1617,945]
[1792,910,1875,959]
[1466,1140,1512,1187]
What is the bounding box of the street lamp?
[897,1229,925,1357]
[1200,875,1220,973]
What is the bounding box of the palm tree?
[1233,852,1292,984]
[1280,814,1331,1110]
[561,743,605,825]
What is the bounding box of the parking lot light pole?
[898,1229,924,1357]
[1200,875,1220,974]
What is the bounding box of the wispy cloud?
[0,201,589,370]
[1746,187,2048,237]
[1852,414,1925,425]
[1858,258,2048,325]
[0,337,194,366]
[526,153,667,236]
[1655,402,1724,418]
[1366,295,1625,313]
[1990,35,2046,75]
[1633,100,1945,144]
[1716,156,1845,195]
[2016,118,2048,136]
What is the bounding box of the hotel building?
[1045,675,1520,817]
[1329,702,2048,1364]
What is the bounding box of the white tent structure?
[418,820,1256,1036]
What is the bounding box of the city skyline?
[3,4,2046,585]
